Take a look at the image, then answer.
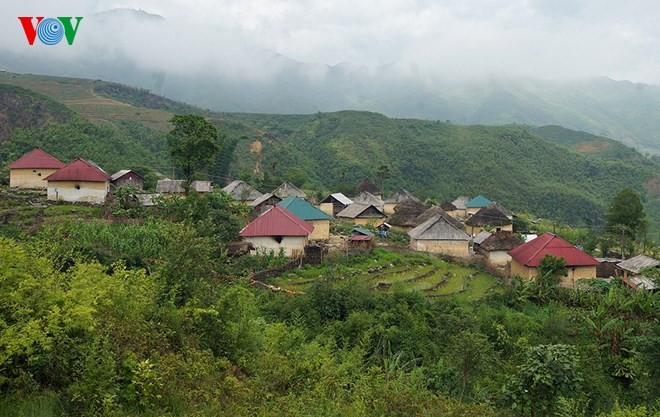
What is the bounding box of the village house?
[451,196,470,218]
[336,203,387,226]
[156,180,212,194]
[508,232,599,286]
[319,193,353,216]
[44,158,111,204]
[272,181,306,199]
[383,188,421,214]
[386,200,429,232]
[415,206,466,233]
[239,205,314,258]
[278,196,333,240]
[595,258,622,278]
[352,190,385,210]
[466,195,493,216]
[110,170,144,190]
[616,255,659,290]
[7,148,65,189]
[348,227,375,251]
[464,205,513,236]
[487,202,514,220]
[249,193,282,217]
[356,177,382,197]
[475,231,523,267]
[408,214,471,257]
[222,180,262,204]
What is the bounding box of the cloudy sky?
[4,0,660,84]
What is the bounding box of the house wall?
[511,260,597,286]
[113,176,144,190]
[384,203,397,215]
[390,225,413,233]
[47,181,109,204]
[468,224,513,236]
[244,236,307,258]
[467,207,481,216]
[487,250,512,267]
[410,239,469,257]
[320,203,334,216]
[10,168,59,189]
[348,217,382,226]
[309,219,329,240]
[445,210,458,218]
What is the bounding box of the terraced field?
[266,249,501,300]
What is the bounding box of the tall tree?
[606,188,647,241]
[167,114,219,184]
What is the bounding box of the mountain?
[2,9,660,154]
[1,73,658,231]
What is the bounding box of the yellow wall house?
[508,233,599,287]
[383,188,421,215]
[336,203,387,226]
[465,205,513,236]
[239,205,314,258]
[277,196,333,240]
[7,148,65,189]
[44,158,111,204]
[408,213,470,257]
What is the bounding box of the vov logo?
[18,17,83,46]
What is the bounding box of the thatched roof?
[408,214,470,241]
[439,200,457,211]
[487,202,514,218]
[222,180,262,201]
[249,193,281,207]
[387,200,429,227]
[353,190,384,207]
[384,188,421,204]
[356,177,381,196]
[337,203,386,219]
[414,206,465,231]
[273,181,306,198]
[465,206,511,227]
[479,231,523,252]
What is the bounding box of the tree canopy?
[605,188,647,240]
[167,114,219,183]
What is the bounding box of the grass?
[267,249,501,300]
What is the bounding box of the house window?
[37,173,41,176]
[75,184,81,190]
[274,236,283,244]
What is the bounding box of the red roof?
[349,235,372,241]
[7,149,65,169]
[508,233,598,267]
[43,158,111,182]
[240,205,314,237]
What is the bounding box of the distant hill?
[1,74,658,231]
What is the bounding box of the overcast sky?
[4,0,660,84]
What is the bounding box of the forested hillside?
[1,75,658,230]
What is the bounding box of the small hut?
[465,205,512,236]
[383,188,421,214]
[451,196,471,218]
[249,193,282,217]
[439,200,458,218]
[348,227,375,251]
[617,255,659,290]
[156,180,212,194]
[222,180,262,204]
[386,200,429,232]
[466,195,492,216]
[352,190,384,210]
[273,181,306,198]
[319,193,353,216]
[336,203,386,226]
[110,170,144,190]
[476,231,523,267]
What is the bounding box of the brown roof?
[439,200,457,211]
[465,206,512,227]
[414,206,465,231]
[337,203,386,219]
[617,255,659,274]
[43,158,110,182]
[352,190,384,207]
[223,180,262,201]
[384,188,420,204]
[356,177,381,195]
[8,148,65,169]
[487,202,514,218]
[387,200,429,227]
[273,181,307,198]
[479,231,523,252]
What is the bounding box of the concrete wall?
[319,203,334,216]
[244,236,308,258]
[309,219,329,240]
[47,181,109,204]
[410,239,469,257]
[10,168,59,189]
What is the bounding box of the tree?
[533,254,568,301]
[606,189,647,241]
[447,330,494,400]
[505,344,582,417]
[375,164,391,191]
[167,114,219,184]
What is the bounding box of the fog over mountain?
[2,2,660,153]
